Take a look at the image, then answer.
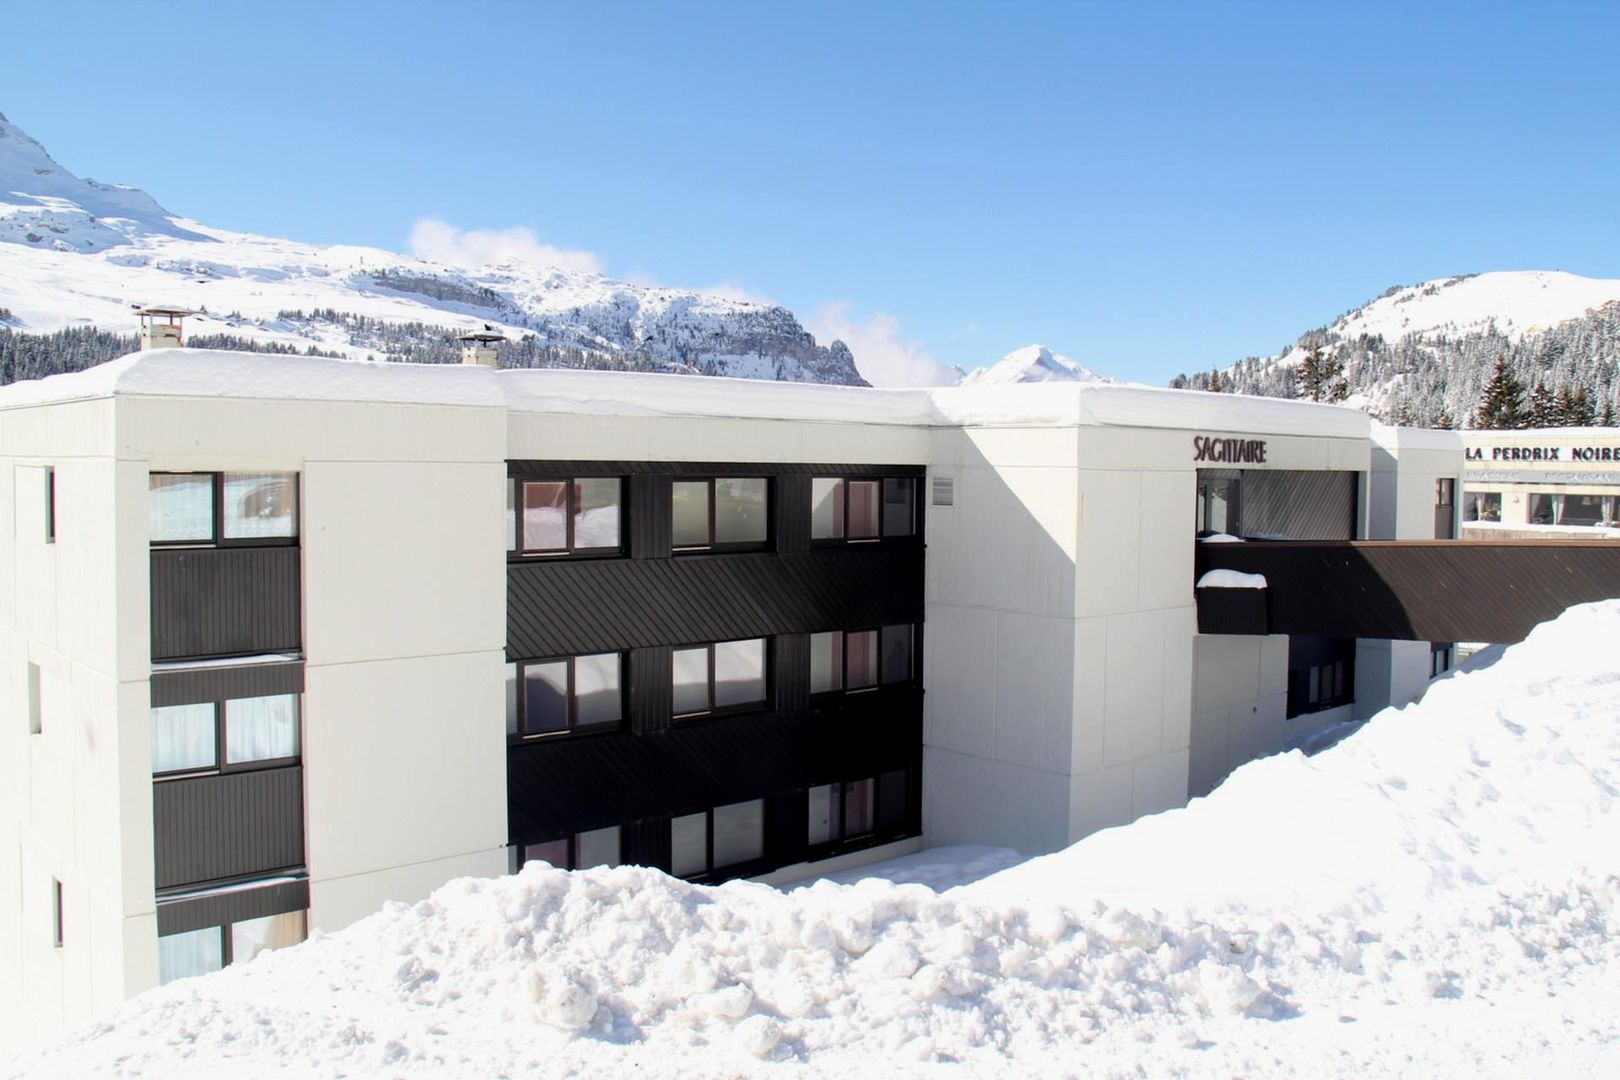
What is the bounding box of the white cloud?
[808,301,960,387]
[408,217,601,273]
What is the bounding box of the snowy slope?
[0,111,862,384]
[9,601,1619,1079]
[959,343,1106,385]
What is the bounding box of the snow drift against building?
[9,603,1620,1079]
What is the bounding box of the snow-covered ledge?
[1197,569,1268,590]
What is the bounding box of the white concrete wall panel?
[923,746,1071,854]
[309,849,506,934]
[921,605,997,759]
[991,613,1075,772]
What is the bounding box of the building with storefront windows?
[1460,427,1620,538]
[24,344,1606,1048]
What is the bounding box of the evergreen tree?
[1208,369,1225,393]
[1603,399,1615,427]
[1525,382,1557,428]
[1474,356,1525,429]
[1297,343,1348,403]
[1436,409,1455,430]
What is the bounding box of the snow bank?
[10,603,1620,1079]
[1196,569,1267,589]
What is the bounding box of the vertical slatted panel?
[622,818,672,872]
[774,634,810,713]
[628,474,671,560]
[766,789,808,868]
[629,647,673,734]
[1241,470,1359,540]
[150,547,302,661]
[776,475,811,553]
[152,767,306,889]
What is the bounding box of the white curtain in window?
[230,911,306,966]
[574,653,621,727]
[573,479,621,549]
[149,474,214,543]
[713,639,765,707]
[158,927,223,985]
[225,695,299,764]
[575,826,621,869]
[222,472,297,539]
[712,800,764,868]
[150,703,217,773]
[670,813,708,877]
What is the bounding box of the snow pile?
[10,603,1620,1078]
[1195,569,1267,589]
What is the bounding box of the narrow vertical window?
[672,481,710,548]
[810,631,843,694]
[880,625,913,684]
[573,478,622,550]
[27,662,41,736]
[670,812,708,877]
[522,481,568,551]
[845,631,878,690]
[51,878,64,948]
[847,480,881,539]
[44,467,55,544]
[881,478,914,537]
[811,478,845,539]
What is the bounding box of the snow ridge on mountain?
[960,344,1106,386]
[0,111,863,385]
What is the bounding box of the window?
[1196,475,1240,535]
[44,467,55,543]
[150,472,298,545]
[1434,478,1456,539]
[520,826,622,871]
[27,662,41,736]
[672,478,769,550]
[808,770,911,847]
[158,910,305,985]
[810,626,916,694]
[672,639,767,718]
[1430,642,1454,679]
[1463,491,1501,523]
[1286,636,1356,717]
[1557,494,1606,527]
[510,478,621,555]
[505,654,623,737]
[670,801,764,878]
[811,477,918,541]
[51,878,63,948]
[150,694,300,777]
[1529,493,1554,525]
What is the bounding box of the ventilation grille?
[931,475,955,508]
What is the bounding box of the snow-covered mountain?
[1174,271,1620,425]
[960,344,1106,386]
[0,110,863,384]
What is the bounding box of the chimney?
[134,306,194,350]
[456,326,506,368]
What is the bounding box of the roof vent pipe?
[457,326,506,368]
[134,306,194,350]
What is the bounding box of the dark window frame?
[510,653,625,740]
[512,477,625,558]
[671,476,772,553]
[151,695,303,781]
[671,637,772,721]
[1430,642,1454,679]
[157,909,308,974]
[810,623,917,697]
[810,475,919,546]
[669,800,770,882]
[517,826,625,871]
[149,471,301,550]
[807,769,914,855]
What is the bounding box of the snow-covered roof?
[0,348,1372,439]
[1369,422,1465,453]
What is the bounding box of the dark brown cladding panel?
[156,878,309,936]
[153,767,306,890]
[151,661,304,707]
[1237,469,1359,541]
[508,547,925,660]
[507,687,924,844]
[150,547,302,662]
[1197,540,1620,644]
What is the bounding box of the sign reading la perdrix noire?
[1193,435,1268,464]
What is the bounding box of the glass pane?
[712,800,764,868]
[574,478,621,550]
[574,653,622,728]
[877,770,909,830]
[882,478,914,537]
[1561,494,1603,526]
[670,813,708,877]
[848,481,880,539]
[224,695,298,764]
[1207,481,1232,535]
[843,778,874,837]
[150,474,214,543]
[504,663,519,735]
[1435,478,1455,506]
[575,826,621,869]
[523,662,569,734]
[672,481,711,547]
[810,631,843,694]
[880,625,912,684]
[506,480,518,551]
[151,703,217,773]
[811,478,844,539]
[522,481,568,550]
[158,926,223,985]
[1529,493,1554,525]
[222,472,297,539]
[230,911,305,966]
[714,638,765,708]
[672,647,711,714]
[807,785,836,845]
[714,478,767,545]
[846,631,878,690]
[524,838,569,869]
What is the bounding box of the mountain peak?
[960,343,1106,386]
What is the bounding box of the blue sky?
[5,1,1618,385]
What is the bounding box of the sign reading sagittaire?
[1193,435,1267,464]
